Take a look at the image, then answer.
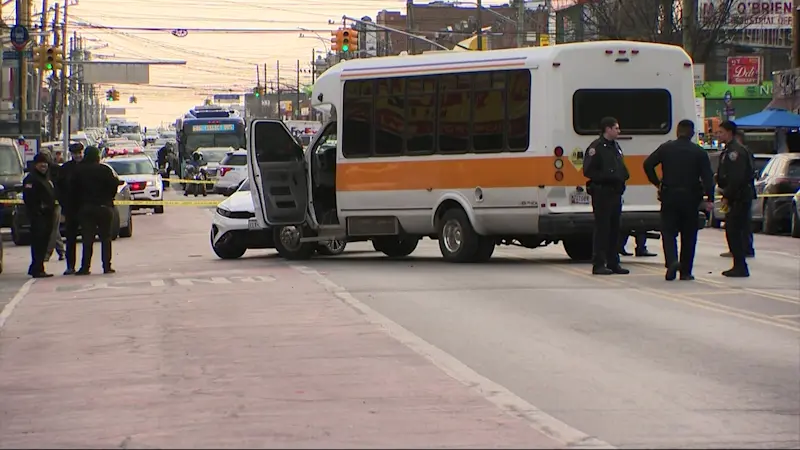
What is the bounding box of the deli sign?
[727,56,762,85]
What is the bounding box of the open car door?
[247,120,309,228]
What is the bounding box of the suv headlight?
[216,207,232,218]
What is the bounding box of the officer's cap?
[32,153,49,164]
[69,143,85,153]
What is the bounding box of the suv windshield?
[0,145,23,175]
[106,159,154,175]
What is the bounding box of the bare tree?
[577,0,770,63]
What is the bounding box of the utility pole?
[263,63,267,117]
[15,0,31,130]
[406,0,415,55]
[793,0,799,68]
[476,0,483,50]
[276,61,281,120]
[516,0,524,48]
[61,0,69,152]
[255,64,260,88]
[681,0,696,59]
[295,59,300,120]
[50,2,59,140]
[78,36,84,130]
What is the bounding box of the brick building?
[376,2,549,55]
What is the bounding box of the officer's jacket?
[55,159,81,214]
[22,170,56,217]
[717,140,755,202]
[583,136,630,188]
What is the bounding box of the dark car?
[10,163,134,246]
[754,153,800,234]
[0,139,25,228]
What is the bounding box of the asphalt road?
[0,198,798,448]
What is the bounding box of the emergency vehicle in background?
[175,105,246,179]
[247,40,699,263]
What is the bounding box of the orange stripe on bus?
[336,155,655,192]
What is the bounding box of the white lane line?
[0,279,36,330]
[291,264,615,450]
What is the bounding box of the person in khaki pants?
[40,149,64,262]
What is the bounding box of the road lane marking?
[549,264,800,333]
[291,264,616,450]
[774,314,800,319]
[628,263,800,305]
[0,279,35,331]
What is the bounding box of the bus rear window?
[572,89,672,135]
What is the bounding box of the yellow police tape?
[168,178,216,185]
[0,198,221,206]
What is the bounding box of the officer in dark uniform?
[716,120,755,277]
[583,117,631,275]
[22,153,56,278]
[643,119,715,281]
[71,146,121,275]
[56,143,85,275]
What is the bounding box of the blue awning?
[734,108,800,129]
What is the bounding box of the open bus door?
[247,120,309,228]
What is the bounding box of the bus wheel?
[273,225,315,260]
[372,236,419,258]
[563,236,593,262]
[437,208,482,263]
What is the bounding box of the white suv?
[211,179,346,259]
[213,149,248,196]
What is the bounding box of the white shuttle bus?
[247,41,698,262]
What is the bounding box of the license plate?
[570,192,591,205]
[248,218,259,230]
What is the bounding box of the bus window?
[572,89,672,135]
[342,80,374,158]
[405,76,436,155]
[438,74,471,154]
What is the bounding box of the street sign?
[10,25,30,51]
[2,50,32,60]
[213,94,241,101]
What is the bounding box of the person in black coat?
[22,154,56,278]
[71,146,121,275]
[55,143,85,274]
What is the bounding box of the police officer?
[716,120,755,277]
[22,153,56,278]
[56,143,85,275]
[583,117,630,275]
[720,129,756,259]
[643,119,715,281]
[71,146,121,275]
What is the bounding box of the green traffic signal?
[254,91,260,97]
[342,44,349,52]
[45,63,53,70]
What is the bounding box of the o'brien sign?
[699,1,794,29]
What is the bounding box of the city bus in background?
[247,41,698,263]
[175,105,246,178]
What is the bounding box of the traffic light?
[32,45,46,71]
[50,47,64,71]
[129,95,137,104]
[341,28,352,53]
[106,89,114,101]
[331,29,343,53]
[112,89,120,101]
[342,28,358,53]
[44,47,56,71]
[252,85,261,97]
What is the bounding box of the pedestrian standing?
[71,146,120,275]
[716,121,755,277]
[42,149,65,262]
[583,117,631,275]
[720,129,756,259]
[22,153,56,278]
[643,119,715,281]
[56,143,85,275]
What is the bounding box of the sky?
[3,0,525,128]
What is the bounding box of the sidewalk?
[0,262,562,448]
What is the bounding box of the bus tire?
[273,225,316,260]
[563,235,593,262]
[437,208,481,263]
[372,236,419,258]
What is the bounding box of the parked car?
[791,188,800,238]
[710,153,773,229]
[11,163,134,245]
[753,153,800,234]
[210,178,346,259]
[0,183,22,274]
[0,138,25,228]
[212,149,247,196]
